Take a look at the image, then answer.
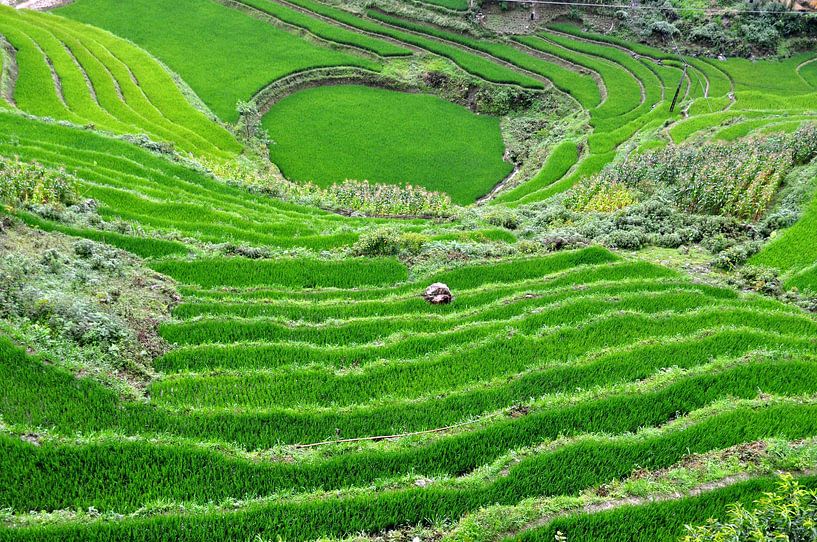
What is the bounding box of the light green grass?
[262,85,512,203]
[234,0,410,57]
[59,0,380,121]
[0,5,240,157]
[719,53,817,95]
[750,165,817,282]
[492,141,579,204]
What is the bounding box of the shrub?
[351,228,430,257]
[537,230,589,251]
[689,22,730,48]
[712,242,761,271]
[735,265,783,296]
[0,157,77,208]
[682,474,817,541]
[604,229,648,250]
[483,208,520,230]
[650,21,680,38]
[571,136,796,221]
[739,20,780,52]
[793,123,817,165]
[568,179,636,213]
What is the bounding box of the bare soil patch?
[15,0,74,10]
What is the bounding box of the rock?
[423,282,452,305]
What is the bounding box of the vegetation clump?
[351,227,430,256]
[205,157,455,218]
[683,474,817,541]
[570,133,807,221]
[0,221,177,392]
[516,127,817,271]
[0,157,77,209]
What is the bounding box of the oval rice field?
[263,85,513,204]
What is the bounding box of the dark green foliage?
[682,474,817,541]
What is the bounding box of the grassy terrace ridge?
[545,23,734,99]
[2,111,492,251]
[262,85,513,203]
[509,475,817,542]
[266,0,545,88]
[233,0,411,57]
[514,34,642,120]
[149,256,408,288]
[3,394,817,539]
[366,10,601,108]
[58,0,382,121]
[491,141,580,204]
[5,362,817,512]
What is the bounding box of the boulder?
[423,282,452,305]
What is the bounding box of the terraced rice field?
[6,247,817,540]
[58,0,382,121]
[60,0,817,204]
[2,0,817,539]
[0,5,239,157]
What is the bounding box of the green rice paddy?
[263,85,513,203]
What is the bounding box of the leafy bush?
[682,474,817,541]
[739,21,780,52]
[351,228,430,257]
[603,229,648,250]
[483,208,520,230]
[650,21,680,38]
[711,242,761,271]
[793,123,817,166]
[733,265,783,296]
[0,157,77,208]
[521,191,765,264]
[568,179,636,213]
[570,135,797,221]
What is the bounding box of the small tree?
[236,100,262,141]
[682,474,817,541]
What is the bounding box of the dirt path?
[15,0,73,10]
[0,34,17,106]
[796,57,817,88]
